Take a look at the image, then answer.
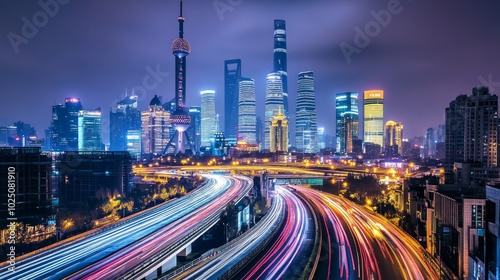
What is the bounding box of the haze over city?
[2,0,500,142]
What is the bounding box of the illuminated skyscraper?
[363,90,384,148]
[295,71,317,153]
[141,95,170,155]
[110,91,141,158]
[336,92,359,154]
[270,111,288,153]
[165,0,194,154]
[384,120,403,156]
[187,106,201,152]
[224,59,242,141]
[201,90,216,147]
[273,19,288,117]
[238,78,256,143]
[78,109,102,151]
[264,72,284,150]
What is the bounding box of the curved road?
[0,174,247,280]
[297,186,439,280]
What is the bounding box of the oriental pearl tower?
[165,0,194,155]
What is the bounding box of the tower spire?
[178,0,184,38]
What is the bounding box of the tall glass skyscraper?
[201,90,216,147]
[273,19,288,117]
[110,92,141,157]
[336,92,359,153]
[238,78,256,143]
[363,90,384,148]
[187,106,201,152]
[317,127,325,150]
[270,111,288,153]
[224,59,241,141]
[50,97,82,151]
[265,72,284,150]
[78,109,102,151]
[295,71,317,153]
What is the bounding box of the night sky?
[1,0,499,144]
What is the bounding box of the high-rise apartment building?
[264,72,284,150]
[201,90,216,147]
[384,120,403,156]
[238,78,256,143]
[363,90,384,148]
[464,87,498,167]
[224,59,242,141]
[336,92,359,154]
[445,87,498,170]
[141,95,170,155]
[295,71,317,153]
[78,109,102,151]
[273,19,288,117]
[270,111,288,153]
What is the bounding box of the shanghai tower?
[274,19,288,117]
[165,0,194,154]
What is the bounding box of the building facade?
[57,151,132,209]
[201,90,216,147]
[363,90,384,148]
[0,147,52,228]
[187,106,201,153]
[295,71,318,153]
[336,92,359,154]
[50,98,83,152]
[264,72,284,150]
[238,78,256,144]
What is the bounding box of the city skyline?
[1,1,500,143]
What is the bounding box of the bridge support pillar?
[177,243,192,257]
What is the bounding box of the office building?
[270,111,288,153]
[0,147,52,228]
[78,109,102,151]
[57,151,132,209]
[385,120,403,156]
[110,92,141,157]
[273,19,288,117]
[363,90,384,148]
[141,95,170,155]
[256,116,264,148]
[224,59,242,141]
[336,92,359,154]
[425,127,435,158]
[201,90,216,147]
[238,77,256,144]
[187,106,201,153]
[50,98,82,152]
[264,72,284,150]
[0,125,18,147]
[295,71,317,153]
